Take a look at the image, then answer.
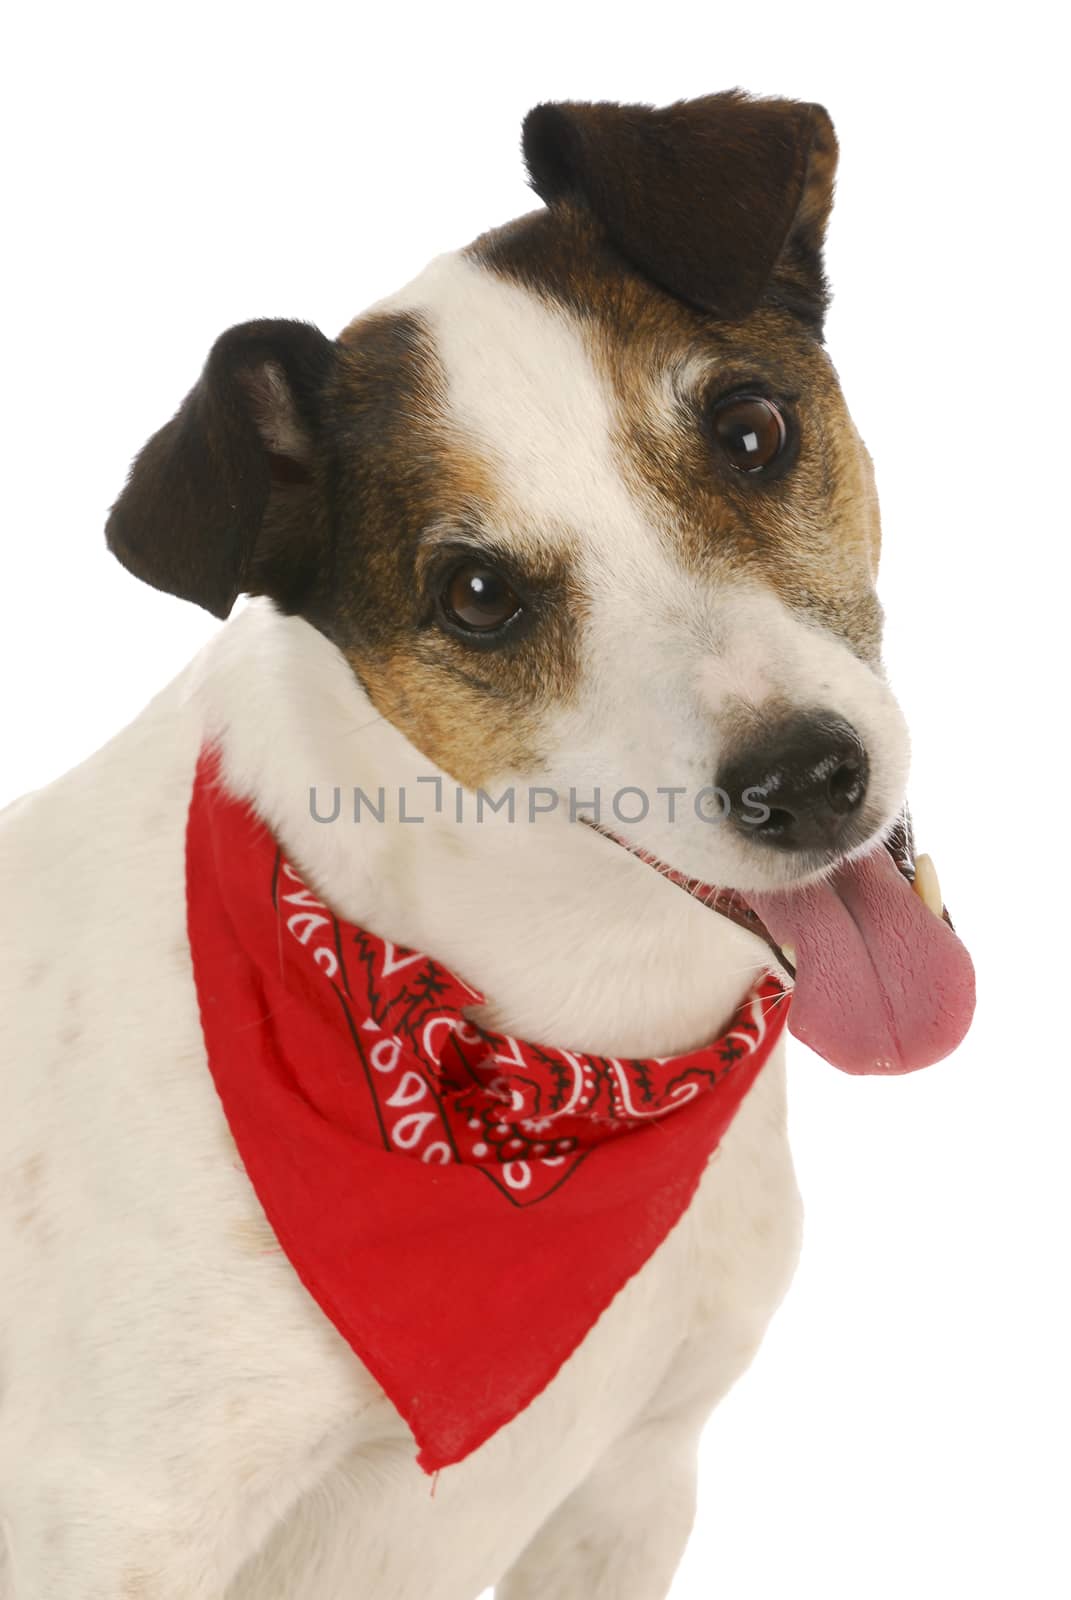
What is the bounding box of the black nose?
[718,714,870,852]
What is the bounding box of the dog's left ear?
[106,319,337,619]
[522,91,837,326]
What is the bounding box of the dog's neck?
[192,601,769,1058]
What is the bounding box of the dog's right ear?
[106,319,337,619]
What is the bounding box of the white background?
[3,3,1067,1596]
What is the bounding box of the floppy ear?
[522,91,838,325]
[106,319,338,618]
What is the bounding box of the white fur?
[385,254,909,893]
[0,252,907,1597]
[0,605,801,1598]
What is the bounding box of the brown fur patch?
[12,1154,57,1250]
[18,1152,46,1194]
[228,1212,281,1256]
[473,205,884,661]
[307,311,585,788]
[120,1567,154,1599]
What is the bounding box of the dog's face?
[107,92,909,900]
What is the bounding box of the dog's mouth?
[585,814,976,1075]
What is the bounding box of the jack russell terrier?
[0,92,975,1599]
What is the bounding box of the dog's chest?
[0,648,802,1598]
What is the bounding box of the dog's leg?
[494,1406,703,1600]
[495,1294,787,1600]
[497,1070,800,1600]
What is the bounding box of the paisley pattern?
[272,854,786,1207]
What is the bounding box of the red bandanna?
[187,749,791,1470]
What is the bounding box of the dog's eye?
[441,563,523,633]
[711,395,787,474]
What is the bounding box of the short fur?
[2,93,910,1597]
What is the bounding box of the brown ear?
[522,91,838,326]
[106,320,337,618]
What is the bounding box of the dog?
[0,92,974,1598]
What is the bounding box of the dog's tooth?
[780,943,796,969]
[913,853,944,918]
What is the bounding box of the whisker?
[347,708,391,739]
[719,960,772,980]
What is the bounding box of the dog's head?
[107,92,975,1073]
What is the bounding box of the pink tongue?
[748,846,975,1074]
